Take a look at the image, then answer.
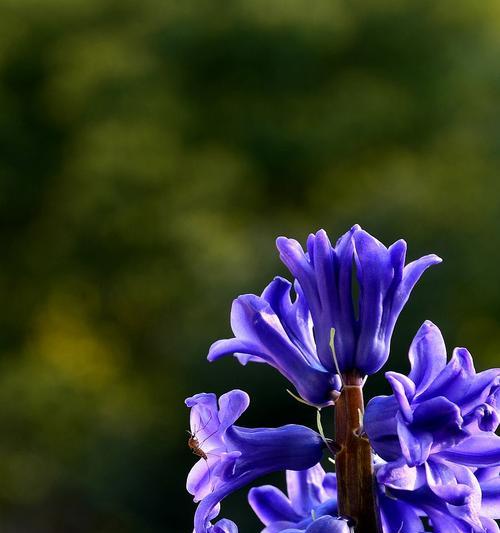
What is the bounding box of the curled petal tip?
[419,253,442,266]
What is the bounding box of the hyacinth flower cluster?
[185,225,500,533]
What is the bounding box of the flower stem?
[334,373,380,532]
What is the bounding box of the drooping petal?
[208,337,267,365]
[390,254,442,324]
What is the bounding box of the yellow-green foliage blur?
[0,0,499,531]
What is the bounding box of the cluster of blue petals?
[186,226,500,533]
[186,390,324,533]
[365,320,500,532]
[208,225,440,406]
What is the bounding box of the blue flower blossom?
[186,390,325,533]
[189,226,500,532]
[276,226,441,376]
[249,464,352,533]
[208,277,341,406]
[365,321,500,532]
[208,226,439,406]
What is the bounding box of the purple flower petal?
[187,390,325,533]
[217,390,250,433]
[391,254,442,323]
[397,415,433,466]
[210,518,239,533]
[425,460,474,506]
[225,425,324,477]
[286,464,331,516]
[479,516,500,533]
[187,453,223,503]
[386,372,415,423]
[364,395,401,461]
[279,516,352,533]
[250,464,339,533]
[207,293,339,406]
[353,230,394,373]
[437,434,500,467]
[302,516,351,533]
[378,490,423,533]
[408,321,447,396]
[376,458,423,491]
[248,485,301,526]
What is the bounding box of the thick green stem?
[334,373,380,532]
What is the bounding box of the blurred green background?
[0,0,499,531]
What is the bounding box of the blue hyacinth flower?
[249,464,353,533]
[208,226,439,406]
[186,390,325,533]
[208,277,342,406]
[365,321,500,532]
[276,226,441,376]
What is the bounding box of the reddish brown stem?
[334,373,380,532]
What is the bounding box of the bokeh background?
[1,0,499,531]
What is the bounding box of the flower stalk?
[335,373,380,532]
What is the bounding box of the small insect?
[187,431,208,460]
[187,412,217,461]
[187,413,219,493]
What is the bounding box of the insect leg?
[192,411,213,437]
